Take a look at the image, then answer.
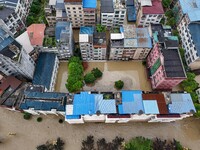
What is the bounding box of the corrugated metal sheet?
[83,0,97,8]
[143,100,159,114]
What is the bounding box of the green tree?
[165,10,174,18]
[125,137,153,150]
[68,56,82,65]
[166,17,176,27]
[162,0,171,8]
[96,24,106,32]
[68,62,83,76]
[84,73,96,84]
[91,68,103,79]
[115,80,124,90]
[23,112,32,120]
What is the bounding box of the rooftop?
[80,26,94,34]
[20,91,66,111]
[142,93,168,114]
[162,49,186,78]
[83,0,97,9]
[127,6,137,22]
[142,0,164,14]
[126,0,134,6]
[55,21,71,41]
[32,52,57,90]
[188,23,200,56]
[118,90,144,114]
[0,7,14,20]
[27,24,46,46]
[101,0,114,13]
[168,93,196,114]
[93,32,106,46]
[179,0,200,21]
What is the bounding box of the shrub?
[81,135,95,150]
[115,80,124,90]
[125,137,153,150]
[23,112,32,120]
[84,73,96,84]
[37,117,43,122]
[59,119,64,124]
[91,68,103,79]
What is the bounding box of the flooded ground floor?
[0,108,200,150]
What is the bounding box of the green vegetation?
[66,57,84,93]
[84,73,96,84]
[115,80,124,90]
[162,0,171,8]
[0,5,4,10]
[91,68,103,79]
[23,112,32,120]
[112,28,120,33]
[96,24,106,33]
[43,37,56,47]
[125,137,153,150]
[26,0,47,26]
[37,137,65,150]
[37,117,43,122]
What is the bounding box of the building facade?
[64,0,96,28]
[79,26,107,60]
[109,25,152,60]
[55,21,74,59]
[0,0,32,36]
[65,90,196,124]
[136,0,164,27]
[101,0,126,28]
[175,0,200,70]
[0,26,35,79]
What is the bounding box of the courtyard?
[54,61,152,92]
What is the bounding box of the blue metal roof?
[20,100,65,111]
[143,100,159,114]
[73,92,95,115]
[118,90,144,114]
[136,28,152,48]
[32,52,57,90]
[179,0,200,21]
[80,26,94,35]
[83,0,97,8]
[168,93,196,114]
[24,91,66,99]
[188,23,200,56]
[127,6,137,22]
[55,21,71,40]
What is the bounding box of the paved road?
[0,108,200,150]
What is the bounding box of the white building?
[136,0,164,27]
[101,0,126,28]
[55,21,74,59]
[0,0,32,36]
[175,0,200,70]
[65,91,196,124]
[109,25,152,60]
[79,26,107,60]
[0,26,35,79]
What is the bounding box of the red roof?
[142,94,169,114]
[27,24,46,46]
[142,0,164,14]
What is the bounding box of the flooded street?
[55,61,152,92]
[0,108,200,150]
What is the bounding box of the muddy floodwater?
[0,108,200,150]
[54,61,153,92]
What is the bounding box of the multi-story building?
[79,26,107,60]
[0,0,32,36]
[64,0,96,28]
[101,0,126,28]
[175,0,200,70]
[109,25,152,60]
[32,52,59,91]
[126,0,137,22]
[136,0,164,27]
[65,90,196,124]
[45,0,67,26]
[0,26,35,79]
[147,24,186,90]
[19,85,67,115]
[55,21,74,59]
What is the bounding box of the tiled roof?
[142,0,164,14]
[27,24,46,46]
